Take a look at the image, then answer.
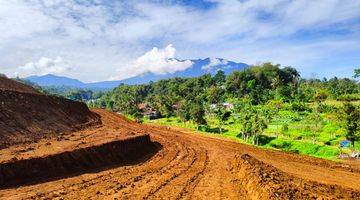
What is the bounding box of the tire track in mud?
[115,142,194,198]
[174,149,209,200]
[25,135,182,199]
[24,131,209,200]
[8,125,242,200]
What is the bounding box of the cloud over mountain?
[111,44,193,80]
[202,58,229,71]
[17,57,71,77]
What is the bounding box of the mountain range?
[26,58,248,90]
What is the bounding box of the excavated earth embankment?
[0,76,39,94]
[0,77,101,148]
[0,134,160,189]
[232,154,360,199]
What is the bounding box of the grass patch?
[264,138,340,159]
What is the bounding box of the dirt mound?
[0,76,39,94]
[0,135,160,189]
[232,154,360,199]
[0,78,101,149]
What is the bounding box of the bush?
[317,104,334,113]
[197,125,210,132]
[265,138,340,159]
[289,141,319,155]
[266,138,291,149]
[314,90,329,101]
[315,146,340,158]
[337,94,360,101]
[290,102,311,112]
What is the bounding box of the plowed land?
[1,109,360,200]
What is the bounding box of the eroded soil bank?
[0,134,160,189]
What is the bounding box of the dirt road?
[1,109,360,199]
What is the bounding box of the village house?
[138,103,160,119]
[210,102,234,111]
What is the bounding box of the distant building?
[340,140,351,148]
[137,103,160,119]
[210,102,234,111]
[223,102,234,110]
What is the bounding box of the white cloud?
[111,44,193,80]
[0,1,57,41]
[202,58,228,70]
[17,57,71,77]
[0,0,359,81]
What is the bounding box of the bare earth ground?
[0,76,101,149]
[1,109,360,199]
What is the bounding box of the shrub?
[197,125,210,132]
[337,94,360,101]
[289,141,319,155]
[290,102,311,112]
[315,146,340,158]
[314,90,329,101]
[317,104,334,113]
[266,139,340,159]
[266,138,291,149]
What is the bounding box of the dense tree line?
[89,64,359,147]
[92,63,359,115]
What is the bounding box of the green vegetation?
[80,64,360,159]
[354,68,360,78]
[341,103,360,149]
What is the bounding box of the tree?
[213,103,231,134]
[239,107,268,144]
[178,100,191,123]
[342,103,360,149]
[354,68,360,78]
[241,112,253,142]
[307,104,323,143]
[314,89,329,102]
[111,85,145,115]
[189,101,207,125]
[207,85,224,104]
[280,123,289,138]
[213,70,226,85]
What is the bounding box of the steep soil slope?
[0,77,101,148]
[0,76,39,94]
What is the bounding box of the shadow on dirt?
[0,135,162,189]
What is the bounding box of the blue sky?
[0,0,359,82]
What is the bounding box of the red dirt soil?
[0,76,39,94]
[0,134,160,189]
[0,109,359,199]
[0,77,101,148]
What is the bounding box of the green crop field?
[145,101,359,160]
